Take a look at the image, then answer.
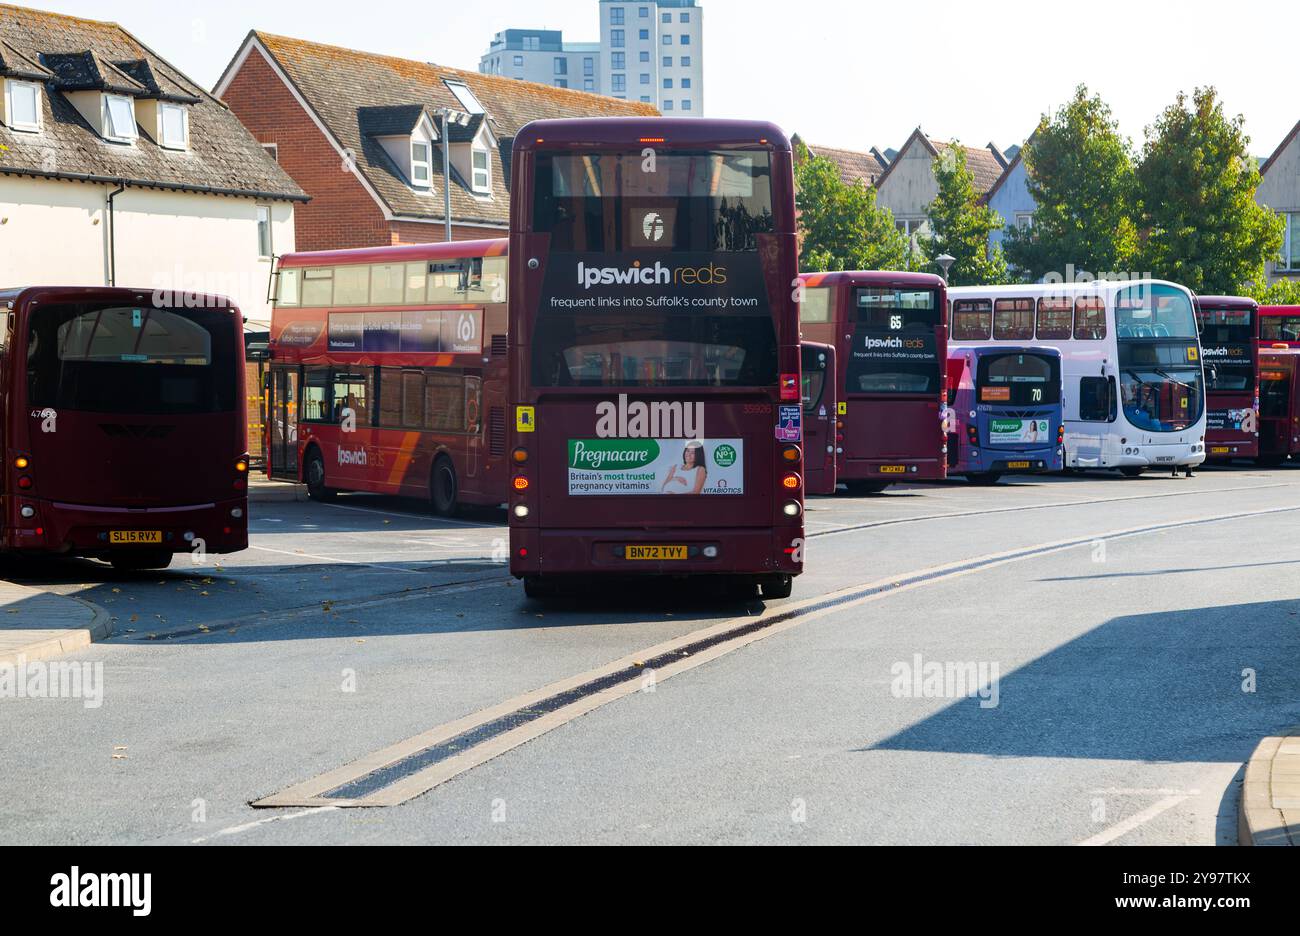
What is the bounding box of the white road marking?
[320,499,498,528]
[249,543,420,574]
[190,806,339,844]
[1076,792,1198,846]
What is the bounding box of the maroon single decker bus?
[507,118,804,599]
[799,271,949,492]
[1194,295,1260,460]
[1,286,248,569]
[266,240,509,513]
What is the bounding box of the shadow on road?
[869,597,1300,763]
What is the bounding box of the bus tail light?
[19,506,35,519]
[513,476,530,492]
[781,500,802,518]
[514,504,529,519]
[781,472,801,491]
[16,476,33,490]
[14,455,29,469]
[512,447,528,464]
[235,458,249,473]
[966,425,978,445]
[781,444,801,464]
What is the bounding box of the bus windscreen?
[27,304,238,414]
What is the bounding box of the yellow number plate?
[1007,461,1031,469]
[879,465,906,474]
[110,530,162,544]
[626,545,687,560]
[1210,446,1229,454]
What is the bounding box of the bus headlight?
[230,507,244,518]
[20,506,34,518]
[782,500,802,518]
[514,504,530,519]
[702,545,719,558]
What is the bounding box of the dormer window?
[411,140,432,187]
[159,102,188,149]
[3,79,41,132]
[471,146,491,194]
[102,94,137,142]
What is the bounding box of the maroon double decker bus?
[798,271,949,492]
[1,286,248,569]
[1194,295,1260,460]
[507,118,804,600]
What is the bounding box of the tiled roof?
[235,31,659,226]
[805,142,886,187]
[932,140,1006,193]
[0,4,305,201]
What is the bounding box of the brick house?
[214,31,659,252]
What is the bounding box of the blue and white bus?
[947,280,1206,475]
[945,346,1064,484]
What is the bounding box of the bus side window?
[1078,376,1116,422]
[303,367,331,422]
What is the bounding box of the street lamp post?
[434,107,470,243]
[936,253,956,281]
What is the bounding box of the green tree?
[920,146,1008,285]
[793,140,909,272]
[1242,277,1300,305]
[1135,87,1284,295]
[1003,86,1139,281]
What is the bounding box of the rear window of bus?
[976,352,1061,405]
[532,150,774,252]
[27,304,237,414]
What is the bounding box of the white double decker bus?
[947,280,1206,474]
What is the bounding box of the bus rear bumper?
[841,458,945,482]
[3,497,249,557]
[510,526,804,578]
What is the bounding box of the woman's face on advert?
[684,446,698,467]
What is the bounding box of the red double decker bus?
[1194,295,1260,460]
[265,240,510,514]
[1,286,248,569]
[507,118,804,599]
[1259,306,1300,348]
[798,271,949,492]
[1259,348,1300,465]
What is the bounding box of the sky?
[15,0,1297,159]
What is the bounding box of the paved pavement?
[0,580,111,667]
[0,464,1297,844]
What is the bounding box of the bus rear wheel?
[110,550,172,571]
[844,480,889,495]
[304,449,335,501]
[760,573,793,599]
[431,456,459,517]
[1119,466,1146,478]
